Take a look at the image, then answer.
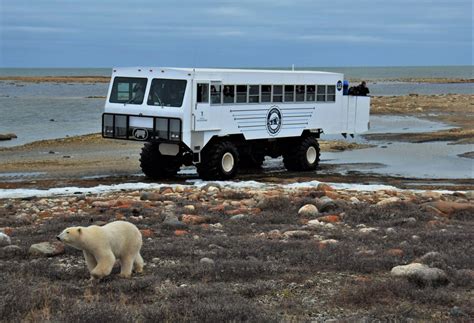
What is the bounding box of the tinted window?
[284,85,294,102]
[223,85,235,103]
[147,79,187,107]
[110,77,147,104]
[236,85,247,103]
[296,85,305,102]
[306,85,315,101]
[327,85,336,102]
[210,85,222,104]
[249,85,259,103]
[197,83,209,103]
[273,85,283,102]
[317,85,326,102]
[261,85,271,102]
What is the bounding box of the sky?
[0,0,472,67]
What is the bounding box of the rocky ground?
[0,183,473,321]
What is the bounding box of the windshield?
[147,79,187,108]
[109,77,147,104]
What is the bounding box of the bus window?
[284,85,294,102]
[197,83,209,103]
[327,85,336,102]
[236,85,247,103]
[261,85,271,102]
[147,79,187,107]
[306,85,315,101]
[273,85,283,102]
[317,85,326,102]
[296,85,305,102]
[249,85,259,103]
[223,85,235,103]
[211,85,222,104]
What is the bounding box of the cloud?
[298,34,387,44]
[3,26,78,33]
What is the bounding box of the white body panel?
[103,67,370,151]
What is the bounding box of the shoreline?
[1,75,473,84]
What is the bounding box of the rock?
[230,214,247,221]
[140,192,161,201]
[385,227,396,235]
[359,227,378,234]
[0,245,22,258]
[376,197,401,206]
[318,197,337,212]
[283,230,311,239]
[449,306,468,318]
[267,229,282,240]
[421,191,442,200]
[0,232,11,247]
[0,133,17,141]
[183,205,195,213]
[350,197,360,204]
[200,257,215,265]
[307,219,335,229]
[140,229,154,238]
[386,248,404,257]
[317,239,339,250]
[202,183,221,192]
[465,190,474,200]
[174,230,188,236]
[298,204,319,217]
[182,214,210,225]
[318,215,341,223]
[391,263,448,285]
[317,183,334,192]
[162,214,187,229]
[424,201,474,216]
[29,242,65,257]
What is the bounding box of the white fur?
[58,221,144,279]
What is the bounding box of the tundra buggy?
[102,68,370,180]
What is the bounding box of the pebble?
[283,230,311,239]
[385,227,396,235]
[307,219,335,229]
[182,214,210,225]
[183,205,195,213]
[298,204,319,217]
[376,197,401,206]
[0,232,11,247]
[229,214,248,221]
[199,257,215,265]
[359,227,378,234]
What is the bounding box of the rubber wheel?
[239,151,265,169]
[283,137,320,171]
[140,143,181,179]
[197,141,240,180]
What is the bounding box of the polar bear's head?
[57,227,83,249]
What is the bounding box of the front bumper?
[102,113,182,142]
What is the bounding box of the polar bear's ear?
[77,228,82,234]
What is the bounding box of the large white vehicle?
[102,67,370,179]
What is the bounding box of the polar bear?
[57,221,144,279]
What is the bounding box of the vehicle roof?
[113,67,341,76]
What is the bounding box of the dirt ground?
[0,183,473,321]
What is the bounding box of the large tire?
[140,143,181,179]
[239,150,265,169]
[197,141,240,180]
[283,137,320,171]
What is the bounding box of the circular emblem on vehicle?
[133,128,149,140]
[337,80,343,91]
[267,106,282,135]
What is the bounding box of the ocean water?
[0,66,472,148]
